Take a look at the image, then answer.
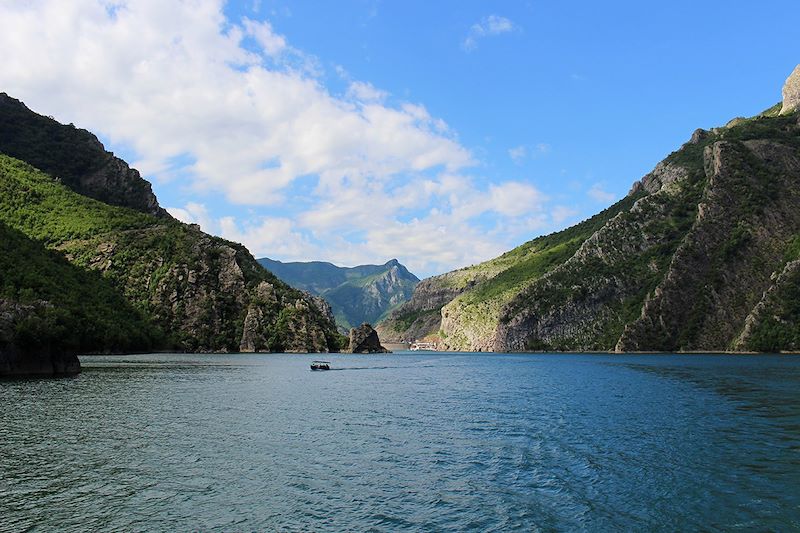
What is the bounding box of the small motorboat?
[310,360,331,371]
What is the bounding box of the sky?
[0,1,798,278]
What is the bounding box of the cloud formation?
[463,15,516,51]
[508,143,551,164]
[0,0,555,276]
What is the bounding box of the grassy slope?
[439,194,641,346]
[383,195,638,341]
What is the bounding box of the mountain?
[0,220,159,375]
[0,93,168,218]
[0,97,343,375]
[379,65,800,353]
[258,257,419,332]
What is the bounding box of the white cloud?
[0,1,561,276]
[346,80,388,103]
[463,15,516,51]
[551,205,579,224]
[219,216,317,259]
[0,0,471,207]
[509,145,527,163]
[488,182,545,217]
[509,142,550,164]
[587,183,617,203]
[166,202,213,231]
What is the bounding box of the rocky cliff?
[0,97,344,369]
[781,64,800,115]
[348,323,389,353]
[259,257,419,332]
[380,67,800,353]
[0,154,343,355]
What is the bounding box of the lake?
[1,352,799,531]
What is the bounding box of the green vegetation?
[0,94,109,186]
[393,307,442,332]
[0,221,162,354]
[437,193,645,346]
[472,194,641,302]
[0,153,339,353]
[0,155,156,244]
[759,102,783,117]
[745,265,800,352]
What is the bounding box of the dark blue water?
[1,352,799,531]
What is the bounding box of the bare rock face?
[349,323,389,353]
[781,64,800,115]
[376,272,479,343]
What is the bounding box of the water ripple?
[1,352,799,531]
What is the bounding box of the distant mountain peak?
[258,257,419,332]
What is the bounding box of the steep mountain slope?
[377,196,640,344]
[0,92,168,217]
[380,68,800,353]
[0,96,344,365]
[0,221,159,375]
[258,257,419,331]
[0,154,342,354]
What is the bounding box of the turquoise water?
[1,352,799,531]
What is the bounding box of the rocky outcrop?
[629,161,689,195]
[0,92,169,217]
[615,139,800,351]
[781,64,800,115]
[348,323,389,353]
[0,299,80,376]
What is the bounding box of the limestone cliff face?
[733,259,800,351]
[781,64,800,115]
[615,139,800,351]
[0,93,169,217]
[376,270,484,342]
[59,225,342,353]
[380,75,800,352]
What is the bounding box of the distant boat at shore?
[409,342,437,351]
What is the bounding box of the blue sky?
[0,1,798,277]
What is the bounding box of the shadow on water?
[615,358,800,408]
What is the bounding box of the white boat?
[409,342,437,351]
